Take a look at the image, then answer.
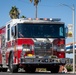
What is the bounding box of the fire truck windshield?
[18,23,65,38]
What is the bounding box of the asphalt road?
[0,72,76,75]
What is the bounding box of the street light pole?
[72,4,75,73]
[61,4,75,73]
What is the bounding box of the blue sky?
[0,0,76,58]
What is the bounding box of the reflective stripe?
[7,45,22,52]
[16,46,22,50]
[57,49,65,51]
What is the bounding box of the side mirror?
[65,26,68,37]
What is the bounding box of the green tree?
[9,6,20,19]
[30,0,41,18]
[20,15,26,18]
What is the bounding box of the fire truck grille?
[34,42,53,56]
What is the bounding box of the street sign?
[68,24,73,37]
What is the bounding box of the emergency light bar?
[50,18,61,21]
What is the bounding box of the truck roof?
[6,18,64,25]
[0,26,5,30]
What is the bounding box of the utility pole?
[61,4,75,73]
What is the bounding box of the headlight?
[22,44,31,52]
[53,45,57,50]
[23,48,30,51]
[60,58,66,63]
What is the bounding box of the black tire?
[25,66,36,73]
[0,68,2,72]
[9,52,18,73]
[2,68,7,72]
[50,66,59,73]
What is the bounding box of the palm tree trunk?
[35,5,37,18]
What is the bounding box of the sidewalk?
[67,71,76,73]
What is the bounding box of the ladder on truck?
[0,34,7,68]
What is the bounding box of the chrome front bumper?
[20,56,66,65]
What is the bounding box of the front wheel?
[24,66,36,73]
[50,65,59,73]
[9,52,18,73]
[2,68,7,72]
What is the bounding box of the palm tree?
[9,6,20,19]
[30,0,41,18]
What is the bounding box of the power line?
[39,4,60,8]
[18,0,60,8]
[17,0,30,4]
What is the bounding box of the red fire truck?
[0,18,66,73]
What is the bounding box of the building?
[66,42,76,64]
